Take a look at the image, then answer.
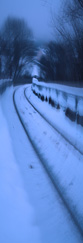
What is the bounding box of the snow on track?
[14,85,83,237]
[1,85,83,242]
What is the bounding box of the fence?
[32,79,83,126]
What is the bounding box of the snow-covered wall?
[32,79,83,126]
[0,79,13,94]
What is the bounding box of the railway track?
[13,87,83,239]
[24,86,83,156]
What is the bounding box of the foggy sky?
[0,0,62,41]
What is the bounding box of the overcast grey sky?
[0,0,63,41]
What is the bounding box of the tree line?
[40,0,83,86]
[0,17,35,84]
[0,1,83,87]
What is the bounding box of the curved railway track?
[13,87,83,239]
[24,87,83,156]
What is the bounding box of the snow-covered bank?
[0,79,13,95]
[0,91,40,243]
[0,79,12,86]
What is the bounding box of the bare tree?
[63,0,83,81]
[0,17,35,80]
[49,0,83,84]
[78,0,83,8]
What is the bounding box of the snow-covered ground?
[0,84,83,242]
[0,79,12,86]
